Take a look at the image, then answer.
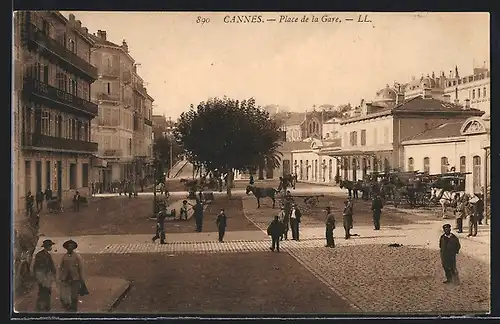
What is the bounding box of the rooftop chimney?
[76,20,82,29]
[122,39,129,53]
[396,93,405,105]
[422,88,432,99]
[464,99,471,110]
[442,94,451,103]
[97,30,107,41]
[83,27,88,34]
[69,14,75,21]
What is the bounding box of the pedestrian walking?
[267,215,285,252]
[36,190,44,213]
[325,207,336,248]
[342,200,353,239]
[467,195,479,237]
[44,188,53,207]
[249,174,254,185]
[152,209,167,244]
[475,194,485,225]
[193,199,204,232]
[72,191,81,212]
[33,239,56,312]
[456,195,469,233]
[371,194,383,230]
[279,206,290,241]
[59,240,88,312]
[347,197,354,229]
[289,204,302,241]
[26,191,34,217]
[216,208,227,242]
[439,224,461,284]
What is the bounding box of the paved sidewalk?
[14,276,130,313]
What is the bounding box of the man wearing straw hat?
[33,239,56,311]
[59,239,86,311]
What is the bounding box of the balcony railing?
[23,77,98,116]
[96,92,120,102]
[23,132,98,153]
[99,66,120,77]
[144,118,153,126]
[24,23,97,80]
[102,149,123,157]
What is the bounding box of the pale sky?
[63,11,489,119]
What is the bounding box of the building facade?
[14,11,99,218]
[286,85,484,186]
[402,116,490,194]
[89,30,154,187]
[403,66,490,114]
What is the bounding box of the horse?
[246,185,278,208]
[434,188,462,219]
[282,174,297,189]
[339,180,354,197]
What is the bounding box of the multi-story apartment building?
[403,65,490,114]
[89,30,153,187]
[13,11,98,218]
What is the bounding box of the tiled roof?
[323,138,341,147]
[283,113,306,126]
[404,121,465,142]
[393,96,482,113]
[89,34,120,47]
[278,141,311,151]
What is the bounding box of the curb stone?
[106,280,131,312]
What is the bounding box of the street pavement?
[23,182,490,314]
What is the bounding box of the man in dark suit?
[371,194,383,230]
[439,223,461,284]
[289,204,302,241]
[152,209,167,244]
[73,191,81,212]
[33,239,57,311]
[325,207,336,248]
[267,215,285,252]
[342,200,353,239]
[216,208,227,242]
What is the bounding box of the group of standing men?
[267,191,302,252]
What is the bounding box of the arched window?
[472,89,475,99]
[408,157,414,172]
[483,87,487,98]
[441,157,449,173]
[423,157,430,173]
[314,159,318,181]
[305,160,309,180]
[478,88,481,98]
[362,157,368,177]
[352,158,358,181]
[459,156,466,173]
[473,156,481,193]
[343,157,348,180]
[299,160,303,180]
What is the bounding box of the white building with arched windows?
[402,115,490,194]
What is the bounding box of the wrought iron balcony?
[23,24,97,81]
[144,118,153,126]
[23,77,98,116]
[23,132,98,154]
[96,92,120,102]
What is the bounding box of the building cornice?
[402,136,466,146]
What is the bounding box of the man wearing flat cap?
[33,239,56,311]
[59,239,86,311]
[439,224,461,284]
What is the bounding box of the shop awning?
[91,156,108,168]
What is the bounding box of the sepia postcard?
[12,11,490,317]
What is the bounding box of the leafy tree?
[174,97,282,195]
[152,135,183,177]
